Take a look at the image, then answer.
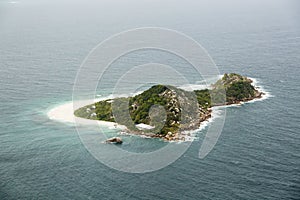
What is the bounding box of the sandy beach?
[47,79,271,136]
[47,99,125,129]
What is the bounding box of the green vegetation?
[74,73,261,136]
[212,73,259,104]
[194,89,211,108]
[129,85,169,125]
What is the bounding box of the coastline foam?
[47,76,271,140]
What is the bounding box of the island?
[74,73,263,141]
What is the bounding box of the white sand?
[47,99,125,129]
[47,77,271,132]
[47,101,77,123]
[136,123,155,130]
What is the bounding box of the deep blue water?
[0,0,299,199]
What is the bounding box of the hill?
[74,73,263,141]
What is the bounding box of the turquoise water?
[0,0,299,199]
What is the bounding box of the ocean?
[0,0,299,199]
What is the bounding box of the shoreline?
[47,99,125,129]
[47,78,271,141]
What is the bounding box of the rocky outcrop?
[75,73,264,142]
[105,137,123,144]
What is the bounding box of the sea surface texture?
[0,0,299,199]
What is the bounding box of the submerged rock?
[106,137,123,144]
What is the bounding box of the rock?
[74,73,261,142]
[106,137,123,144]
[174,133,179,140]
